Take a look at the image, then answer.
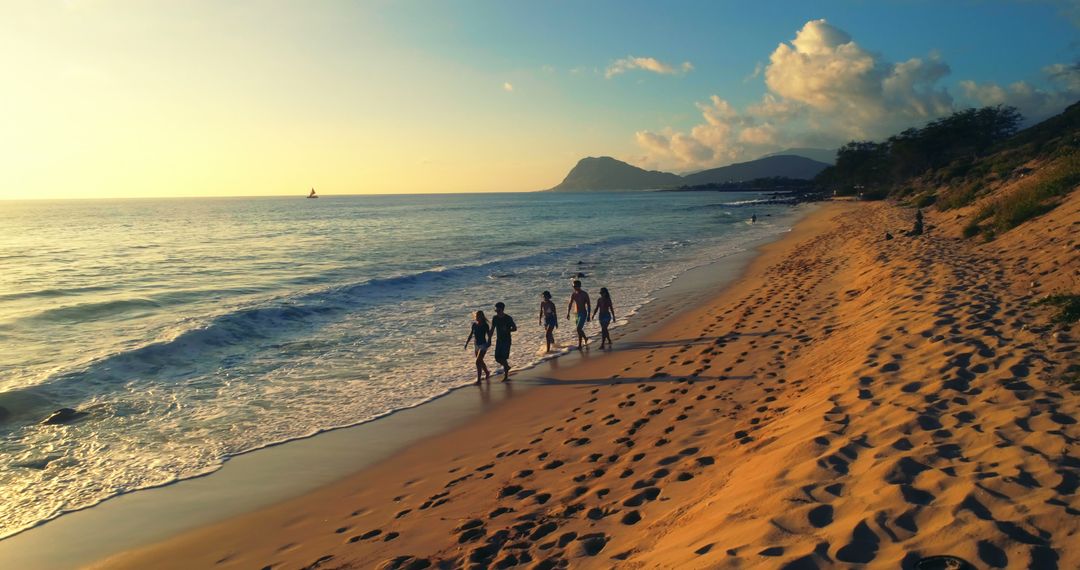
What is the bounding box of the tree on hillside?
[918,105,1022,166]
[815,105,1023,196]
[817,141,889,196]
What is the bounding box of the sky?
[0,0,1077,199]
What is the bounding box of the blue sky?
[381,0,1074,99]
[1,0,1077,197]
[375,1,1076,132]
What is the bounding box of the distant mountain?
[546,156,682,191]
[761,147,837,164]
[680,155,830,186]
[545,154,830,191]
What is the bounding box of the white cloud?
[670,133,713,163]
[634,130,670,154]
[738,124,778,146]
[762,19,953,135]
[502,82,514,92]
[1044,62,1080,93]
[632,18,1079,171]
[959,63,1080,119]
[960,80,1067,119]
[744,61,764,82]
[606,56,693,79]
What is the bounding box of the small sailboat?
[307,188,319,199]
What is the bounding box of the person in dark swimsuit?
[567,280,591,349]
[592,287,616,349]
[464,310,491,384]
[491,302,517,381]
[539,291,558,353]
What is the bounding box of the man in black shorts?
[491,302,517,381]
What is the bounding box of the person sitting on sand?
[464,310,492,384]
[491,302,517,381]
[567,280,591,349]
[539,291,558,353]
[592,287,615,349]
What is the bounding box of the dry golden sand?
[97,199,1078,570]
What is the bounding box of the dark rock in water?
[42,408,88,425]
[15,456,59,470]
[576,272,587,278]
[0,406,9,423]
[577,260,585,265]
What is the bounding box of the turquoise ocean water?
[0,191,799,537]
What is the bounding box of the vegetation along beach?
[0,3,1077,569]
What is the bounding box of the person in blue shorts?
[491,302,517,381]
[566,280,591,349]
[464,310,492,384]
[592,287,616,349]
[538,290,558,353]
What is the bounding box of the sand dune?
[97,198,1078,569]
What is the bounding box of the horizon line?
[0,189,559,202]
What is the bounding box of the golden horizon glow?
[0,2,628,200]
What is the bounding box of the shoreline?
[0,205,812,570]
[10,194,1075,569]
[85,202,841,570]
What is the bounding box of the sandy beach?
[90,197,1078,570]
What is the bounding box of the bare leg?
[476,348,490,382]
[545,326,555,352]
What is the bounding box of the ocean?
[0,191,800,538]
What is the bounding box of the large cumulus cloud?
[634,19,1077,171]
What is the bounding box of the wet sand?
[94,198,1079,569]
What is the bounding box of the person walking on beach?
[491,302,517,381]
[464,310,492,384]
[592,287,616,349]
[539,291,558,353]
[567,280,591,349]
